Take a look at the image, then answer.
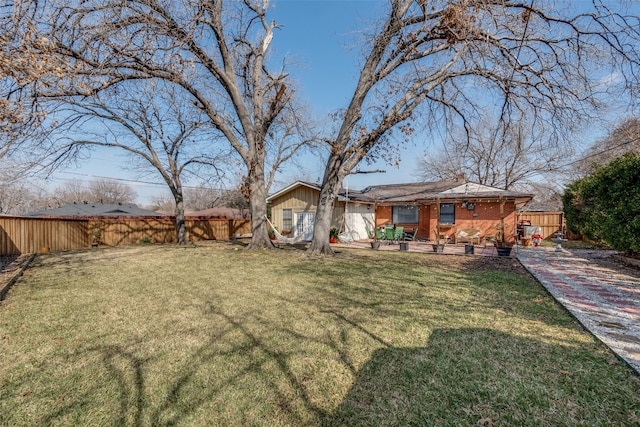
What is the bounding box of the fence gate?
[518,212,565,240]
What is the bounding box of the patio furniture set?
[371,225,420,244]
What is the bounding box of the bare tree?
[52,81,228,244]
[2,0,313,249]
[308,0,640,255]
[0,176,35,214]
[88,178,137,204]
[520,181,564,211]
[52,178,136,205]
[216,187,249,212]
[0,182,59,215]
[147,194,176,213]
[51,179,92,205]
[417,116,570,190]
[0,10,68,166]
[184,186,220,211]
[571,116,640,178]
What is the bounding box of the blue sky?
[270,0,385,114]
[41,0,626,204]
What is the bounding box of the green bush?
[563,153,640,255]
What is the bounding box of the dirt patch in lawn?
[417,254,529,276]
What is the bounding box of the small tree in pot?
[432,228,445,253]
[495,222,513,256]
[329,228,339,244]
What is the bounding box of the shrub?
[563,153,640,254]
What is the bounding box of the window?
[282,209,292,231]
[439,203,455,224]
[392,205,418,224]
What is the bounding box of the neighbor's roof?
[521,199,563,212]
[345,180,534,203]
[29,202,165,218]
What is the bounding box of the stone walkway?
[517,247,640,375]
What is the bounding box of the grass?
[539,239,611,250]
[1,242,639,426]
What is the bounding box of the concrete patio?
[331,239,517,256]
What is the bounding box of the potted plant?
[367,227,380,249]
[464,243,474,255]
[329,227,339,243]
[432,227,445,253]
[494,222,513,256]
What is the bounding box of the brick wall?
[373,201,518,243]
[429,201,517,242]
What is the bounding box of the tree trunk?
[174,194,187,245]
[308,154,345,255]
[246,163,274,249]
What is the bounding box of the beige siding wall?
[270,186,319,232]
[269,185,343,232]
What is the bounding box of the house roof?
[346,180,461,203]
[345,180,533,203]
[521,199,563,212]
[268,179,534,206]
[29,202,165,218]
[266,181,322,202]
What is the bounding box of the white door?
[345,203,375,241]
[295,212,315,241]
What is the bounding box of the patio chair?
[367,227,385,240]
[393,226,404,242]
[383,226,396,243]
[366,228,376,239]
[403,228,418,241]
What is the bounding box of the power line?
[52,170,234,192]
[55,171,167,188]
[556,135,640,169]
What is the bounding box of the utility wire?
[51,170,233,192]
[556,136,639,169]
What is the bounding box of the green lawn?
[1,243,639,426]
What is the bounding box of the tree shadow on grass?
[27,248,638,426]
[322,327,639,427]
[279,251,578,330]
[34,307,639,426]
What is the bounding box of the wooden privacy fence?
[517,211,565,240]
[0,216,252,255]
[0,217,89,255]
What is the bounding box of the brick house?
[267,180,533,243]
[349,180,533,243]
